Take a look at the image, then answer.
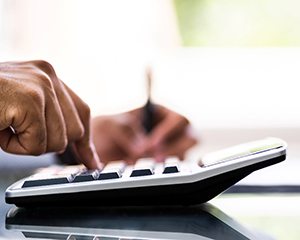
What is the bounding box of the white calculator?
[5,138,287,207]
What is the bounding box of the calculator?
[5,138,287,207]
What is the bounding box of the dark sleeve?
[56,145,79,165]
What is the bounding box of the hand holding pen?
[140,68,197,161]
[91,69,197,164]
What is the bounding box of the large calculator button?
[130,158,155,177]
[130,169,153,177]
[21,166,82,188]
[72,170,100,183]
[98,161,125,180]
[22,177,71,188]
[163,157,180,174]
[22,172,74,188]
[98,172,121,180]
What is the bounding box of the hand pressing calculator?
[5,138,287,207]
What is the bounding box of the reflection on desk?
[5,204,270,240]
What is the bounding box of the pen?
[142,68,155,134]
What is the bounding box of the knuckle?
[32,60,56,77]
[38,74,53,88]
[35,60,52,70]
[5,105,19,121]
[30,72,55,91]
[26,88,43,103]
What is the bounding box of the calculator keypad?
[21,157,182,188]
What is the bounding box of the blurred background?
[0,0,300,131]
[0,0,299,165]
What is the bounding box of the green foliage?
[173,0,300,46]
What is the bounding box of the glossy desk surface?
[5,204,263,240]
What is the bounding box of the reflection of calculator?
[5,138,287,207]
[6,204,267,239]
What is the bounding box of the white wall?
[0,0,300,130]
[0,0,181,113]
[153,48,300,129]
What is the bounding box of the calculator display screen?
[200,138,284,167]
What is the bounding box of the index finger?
[63,83,102,170]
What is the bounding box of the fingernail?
[90,144,103,170]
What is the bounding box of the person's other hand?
[91,114,144,164]
[0,60,101,169]
[92,105,197,163]
[143,105,197,161]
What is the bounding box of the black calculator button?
[21,166,80,188]
[98,172,121,180]
[72,170,100,183]
[163,157,180,174]
[22,177,71,188]
[130,158,155,177]
[130,169,153,177]
[163,166,179,174]
[98,161,125,180]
